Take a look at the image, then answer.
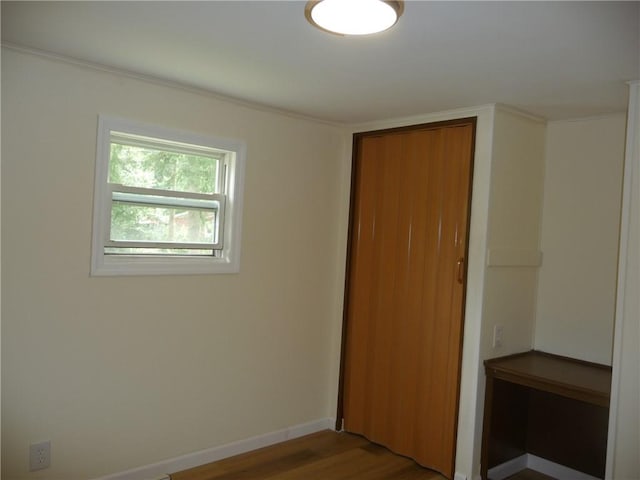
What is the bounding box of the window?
[91,116,245,275]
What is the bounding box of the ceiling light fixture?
[305,0,404,36]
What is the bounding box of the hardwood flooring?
[170,430,447,480]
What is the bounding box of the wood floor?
[170,430,447,480]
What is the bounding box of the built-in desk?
[481,350,611,479]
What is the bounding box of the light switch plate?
[493,325,504,348]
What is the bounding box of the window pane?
[111,202,218,245]
[109,142,219,194]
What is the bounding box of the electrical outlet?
[493,325,504,348]
[29,440,51,471]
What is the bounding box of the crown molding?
[1,41,345,129]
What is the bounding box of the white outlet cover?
[29,440,51,471]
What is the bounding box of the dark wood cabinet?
[481,350,611,479]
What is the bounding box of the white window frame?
[91,115,245,276]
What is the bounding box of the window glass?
[108,136,221,194]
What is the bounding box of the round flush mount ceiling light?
[305,0,404,36]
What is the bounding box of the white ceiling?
[2,1,639,124]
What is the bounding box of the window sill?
[90,254,240,276]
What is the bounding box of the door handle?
[457,257,465,284]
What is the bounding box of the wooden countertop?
[484,350,612,407]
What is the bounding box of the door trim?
[335,117,477,476]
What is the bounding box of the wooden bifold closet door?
[340,118,476,479]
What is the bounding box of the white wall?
[607,81,640,480]
[469,107,546,480]
[1,48,347,480]
[535,114,626,365]
[0,43,3,475]
[481,107,546,360]
[4,43,628,480]
[0,48,547,480]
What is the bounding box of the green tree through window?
[107,141,222,254]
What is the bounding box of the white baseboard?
[92,417,335,480]
[488,453,601,480]
[487,454,528,479]
[527,454,601,480]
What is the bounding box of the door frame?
[335,117,478,460]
